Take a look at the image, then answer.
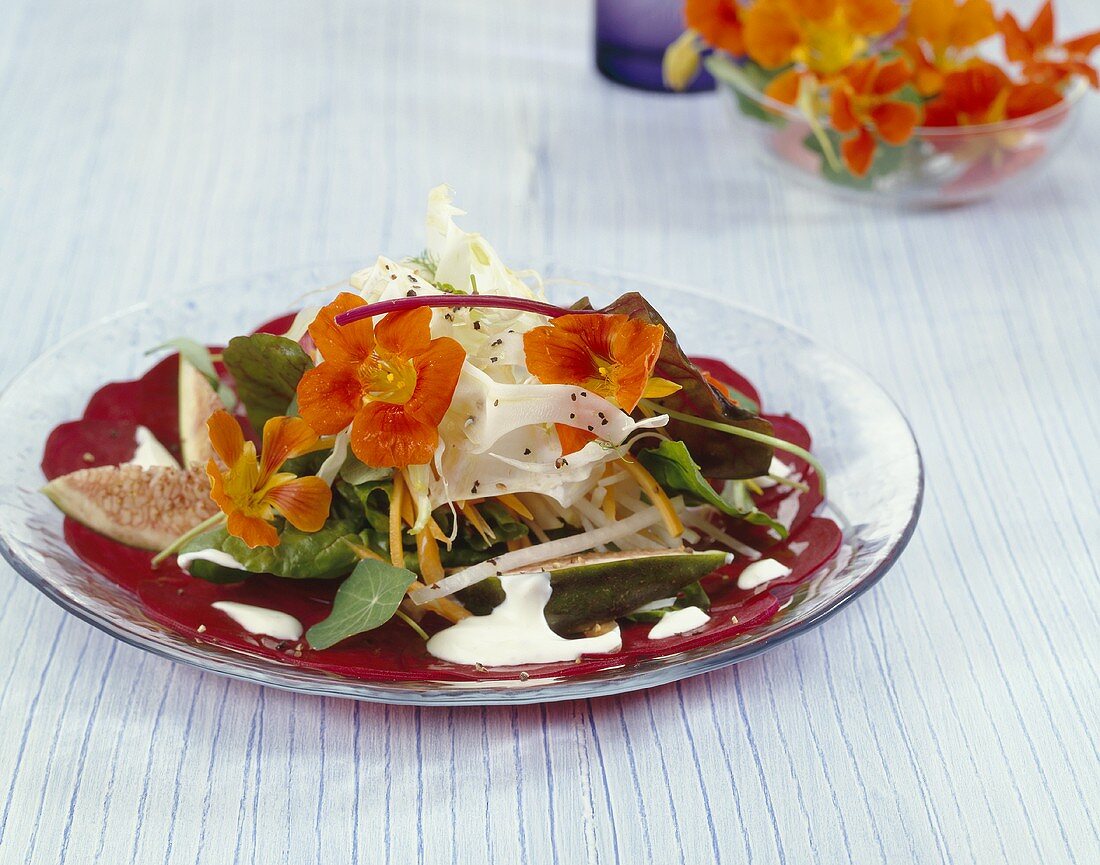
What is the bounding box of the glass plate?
[0,263,922,705]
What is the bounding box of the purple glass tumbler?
[595,0,715,92]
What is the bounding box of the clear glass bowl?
[711,58,1087,207]
[0,263,922,705]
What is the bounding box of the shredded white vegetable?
[410,505,665,604]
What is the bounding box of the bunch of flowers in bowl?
[664,0,1098,205]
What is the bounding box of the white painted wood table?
[1,1,1097,862]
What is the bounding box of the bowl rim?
[0,260,925,706]
[707,53,1089,137]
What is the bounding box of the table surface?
[2,1,1098,863]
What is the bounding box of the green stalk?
[395,609,430,642]
[151,513,226,567]
[642,400,827,495]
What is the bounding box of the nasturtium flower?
[523,313,671,455]
[296,292,466,469]
[901,0,998,96]
[742,0,902,76]
[686,0,745,56]
[206,410,332,548]
[829,56,921,176]
[1001,1,1100,89]
[922,60,1062,126]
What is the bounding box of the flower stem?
[335,295,595,327]
[641,400,827,495]
[151,513,227,568]
[395,609,430,642]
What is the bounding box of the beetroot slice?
[42,420,143,480]
[47,341,845,683]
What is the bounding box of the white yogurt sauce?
[210,601,303,641]
[426,571,622,666]
[737,558,793,591]
[177,549,248,571]
[128,426,178,469]
[773,492,803,537]
[648,606,710,640]
[754,457,792,489]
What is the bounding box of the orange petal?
[206,459,233,513]
[296,362,363,435]
[1064,30,1100,57]
[259,415,323,480]
[843,0,902,35]
[608,319,664,412]
[405,336,466,427]
[206,410,245,468]
[949,0,997,49]
[830,87,861,132]
[942,61,1011,116]
[742,0,803,69]
[841,127,876,177]
[907,0,952,48]
[523,322,600,387]
[790,0,836,22]
[1005,83,1063,119]
[556,424,597,457]
[375,307,433,359]
[872,57,912,96]
[351,402,438,468]
[227,511,279,548]
[764,69,803,106]
[870,100,920,144]
[266,476,332,532]
[308,292,375,365]
[685,0,745,56]
[1025,0,1055,47]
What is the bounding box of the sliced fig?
[178,358,225,467]
[43,464,218,550]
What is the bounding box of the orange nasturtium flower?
[742,0,902,81]
[206,411,332,548]
[686,0,745,56]
[922,61,1062,127]
[1001,1,1100,89]
[296,292,466,469]
[829,56,921,176]
[523,313,670,455]
[901,0,998,96]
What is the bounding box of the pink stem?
[334,295,596,326]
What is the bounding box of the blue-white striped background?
[0,1,1097,862]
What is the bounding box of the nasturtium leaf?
[222,333,313,430]
[638,440,787,537]
[306,559,416,650]
[704,55,789,127]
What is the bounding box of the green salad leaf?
[306,558,416,650]
[222,333,313,430]
[179,519,372,582]
[638,439,787,537]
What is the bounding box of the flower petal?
[830,87,861,133]
[742,0,803,69]
[266,476,332,532]
[523,323,600,388]
[843,0,901,33]
[841,127,877,177]
[308,292,375,365]
[405,336,466,427]
[206,459,234,513]
[871,57,912,96]
[949,0,997,49]
[296,362,363,435]
[206,410,245,467]
[556,423,597,457]
[1025,0,1055,47]
[259,415,323,480]
[609,319,664,412]
[351,402,438,468]
[1005,82,1063,119]
[764,68,803,106]
[227,511,280,548]
[686,0,745,56]
[375,307,433,358]
[870,101,920,144]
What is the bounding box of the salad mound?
[42,187,842,676]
